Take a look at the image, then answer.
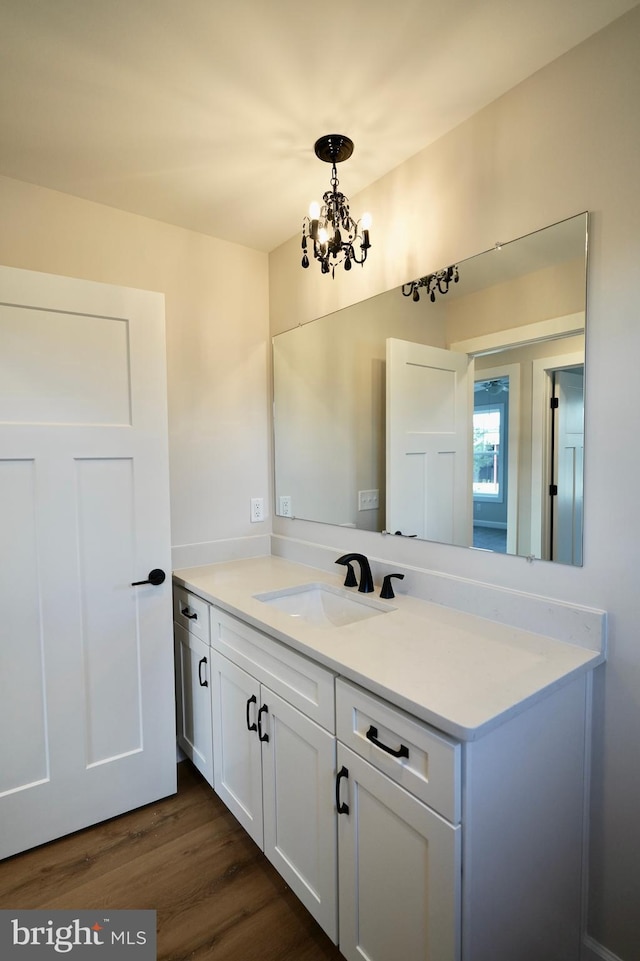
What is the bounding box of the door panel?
[76,457,142,765]
[554,369,584,565]
[0,305,131,425]
[0,458,47,796]
[0,266,175,859]
[386,338,472,545]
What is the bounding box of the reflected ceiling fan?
[475,377,509,395]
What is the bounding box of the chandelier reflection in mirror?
[301,134,371,278]
[402,264,459,302]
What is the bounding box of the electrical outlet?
[358,489,379,511]
[279,495,293,517]
[250,497,265,523]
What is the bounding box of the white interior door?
[0,265,175,859]
[386,339,472,545]
[553,368,584,565]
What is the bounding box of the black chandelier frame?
[301,135,371,278]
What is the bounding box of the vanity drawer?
[336,678,461,824]
[173,586,211,644]
[211,607,336,732]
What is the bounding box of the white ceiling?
[0,0,636,253]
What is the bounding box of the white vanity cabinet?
[335,674,589,961]
[172,560,599,961]
[173,587,214,786]
[336,679,462,961]
[209,606,338,942]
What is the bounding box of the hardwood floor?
[0,761,344,961]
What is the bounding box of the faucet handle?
[337,560,358,588]
[380,573,404,599]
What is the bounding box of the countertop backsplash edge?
[269,534,606,654]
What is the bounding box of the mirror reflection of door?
[550,366,584,564]
[530,348,585,562]
[386,338,472,545]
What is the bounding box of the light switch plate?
[358,489,379,511]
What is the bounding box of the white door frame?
[473,363,521,555]
[451,312,585,560]
[530,350,585,560]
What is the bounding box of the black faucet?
[335,553,374,593]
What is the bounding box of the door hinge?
[550,396,559,409]
[549,484,558,496]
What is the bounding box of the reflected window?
[473,378,508,502]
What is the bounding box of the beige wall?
[444,256,585,342]
[269,8,640,958]
[0,175,270,560]
[273,287,447,531]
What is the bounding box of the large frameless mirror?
[273,212,588,565]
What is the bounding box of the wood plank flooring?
[0,761,345,961]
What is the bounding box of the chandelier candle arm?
[301,134,372,278]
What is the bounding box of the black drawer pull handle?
[366,725,409,759]
[336,765,350,815]
[258,704,269,742]
[198,657,208,687]
[181,607,198,620]
[246,695,257,732]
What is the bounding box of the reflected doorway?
[473,376,509,553]
[549,365,584,564]
[472,362,520,555]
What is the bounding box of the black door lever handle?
[131,568,166,587]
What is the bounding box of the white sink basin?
[254,582,394,629]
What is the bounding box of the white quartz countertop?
[173,555,604,741]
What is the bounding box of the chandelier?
[402,264,459,302]
[301,134,371,277]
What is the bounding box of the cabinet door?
[210,650,263,846]
[262,688,338,943]
[174,623,214,786]
[337,744,461,961]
